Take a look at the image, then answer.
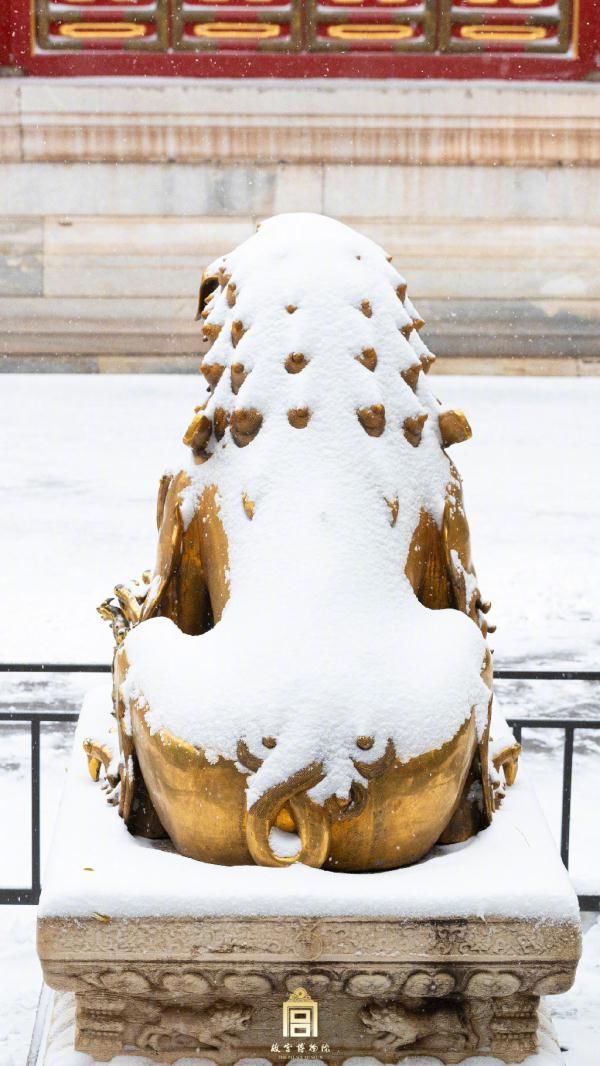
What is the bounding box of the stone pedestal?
[37,687,581,1064]
[38,912,579,1063]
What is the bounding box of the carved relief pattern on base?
[38,915,582,963]
[42,960,578,1001]
[38,913,580,1065]
[71,984,541,1065]
[76,995,253,1060]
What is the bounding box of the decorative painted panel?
[305,0,437,52]
[30,0,576,54]
[3,0,597,74]
[172,0,302,52]
[35,0,168,51]
[439,0,573,54]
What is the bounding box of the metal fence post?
[561,725,575,870]
[31,717,41,900]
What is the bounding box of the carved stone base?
[37,989,568,1066]
[72,989,539,1063]
[38,914,580,1064]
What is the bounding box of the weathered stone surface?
[38,915,582,967]
[5,80,600,167]
[39,219,600,301]
[0,163,278,217]
[2,216,598,367]
[1,77,599,369]
[3,164,600,222]
[0,81,21,164]
[38,913,579,1063]
[38,860,579,1056]
[0,219,43,296]
[322,166,600,223]
[39,990,569,1066]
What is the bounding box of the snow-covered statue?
[95,214,519,872]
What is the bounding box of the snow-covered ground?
[1,375,599,667]
[0,375,599,1064]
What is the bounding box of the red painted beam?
[0,2,15,67]
[5,0,600,79]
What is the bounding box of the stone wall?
[1,78,599,372]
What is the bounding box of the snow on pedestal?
[35,689,581,1065]
[40,687,579,925]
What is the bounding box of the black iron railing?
[1,663,599,909]
[505,716,600,912]
[0,708,80,904]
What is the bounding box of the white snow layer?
[38,685,579,924]
[123,214,490,807]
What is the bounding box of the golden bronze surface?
[403,412,429,447]
[230,407,263,447]
[439,409,473,448]
[230,362,248,394]
[357,347,378,371]
[118,673,478,871]
[401,363,421,391]
[285,352,308,373]
[287,406,311,429]
[357,403,386,437]
[83,739,115,786]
